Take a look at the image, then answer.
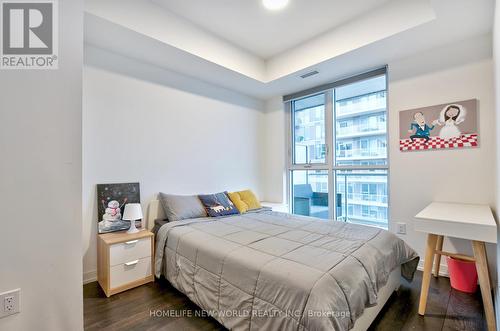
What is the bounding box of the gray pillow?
[159,193,207,222]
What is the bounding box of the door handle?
[125,240,138,245]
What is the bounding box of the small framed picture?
[96,182,141,234]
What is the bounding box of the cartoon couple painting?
[408,104,467,143]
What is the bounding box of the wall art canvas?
[96,182,141,234]
[399,99,478,152]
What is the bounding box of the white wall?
[0,1,83,330]
[261,41,497,279]
[492,1,500,324]
[82,48,265,282]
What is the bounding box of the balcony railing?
[336,123,386,137]
[290,171,388,228]
[336,92,386,117]
[347,193,388,204]
[337,147,387,160]
[336,171,388,229]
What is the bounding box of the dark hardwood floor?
[84,271,486,331]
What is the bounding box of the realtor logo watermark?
[0,0,58,69]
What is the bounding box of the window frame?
[285,67,390,228]
[290,93,329,166]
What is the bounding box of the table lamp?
[122,203,143,234]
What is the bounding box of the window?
[362,205,370,217]
[286,69,388,228]
[292,94,326,165]
[348,205,354,216]
[360,139,368,150]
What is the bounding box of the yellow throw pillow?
[228,190,262,213]
[228,192,248,213]
[239,190,261,210]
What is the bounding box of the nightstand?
[97,230,154,297]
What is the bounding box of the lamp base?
[127,220,140,234]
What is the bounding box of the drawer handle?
[125,240,139,245]
[125,260,139,266]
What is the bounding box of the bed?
[147,200,418,331]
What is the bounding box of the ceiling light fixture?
[262,0,289,11]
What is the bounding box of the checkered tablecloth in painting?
[400,133,478,151]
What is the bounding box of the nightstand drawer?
[110,256,152,288]
[109,237,151,266]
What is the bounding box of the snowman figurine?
[102,198,127,222]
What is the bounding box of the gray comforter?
[155,209,418,330]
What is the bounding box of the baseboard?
[417,259,449,277]
[83,270,97,285]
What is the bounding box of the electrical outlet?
[0,289,20,319]
[4,296,14,312]
[396,222,407,235]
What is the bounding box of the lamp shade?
[122,203,143,221]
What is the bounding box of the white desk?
[415,202,497,331]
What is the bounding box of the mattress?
[155,209,418,330]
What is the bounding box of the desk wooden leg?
[433,235,444,277]
[418,233,438,316]
[472,241,496,331]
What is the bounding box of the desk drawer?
[110,256,152,288]
[109,237,151,267]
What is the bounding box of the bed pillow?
[228,190,262,213]
[158,193,207,222]
[198,192,240,217]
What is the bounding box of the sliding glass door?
[286,69,389,228]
